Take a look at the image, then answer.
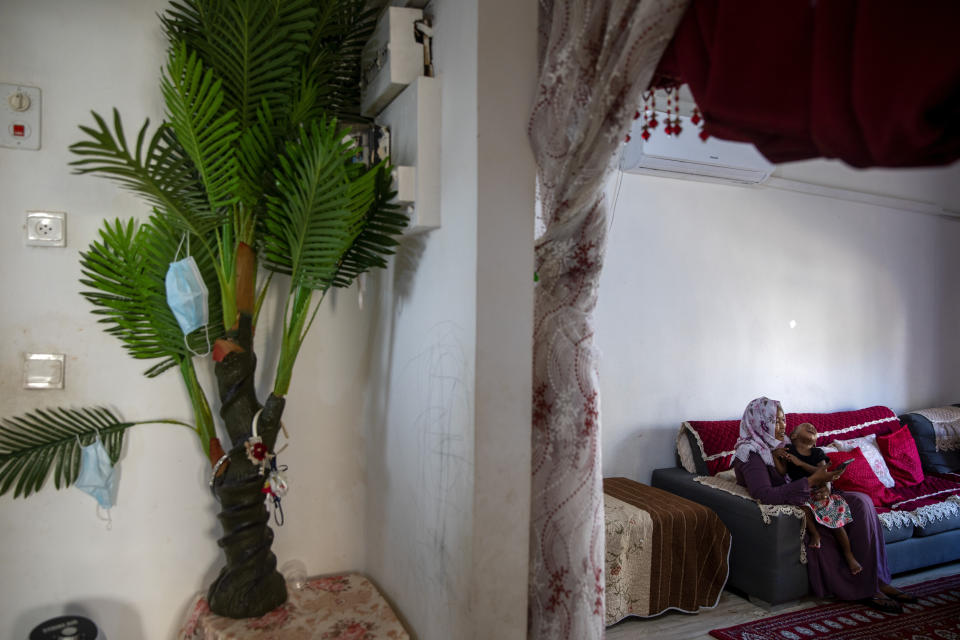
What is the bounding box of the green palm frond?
[301,0,377,120]
[329,162,408,289]
[0,407,135,499]
[162,43,241,212]
[236,98,281,209]
[262,118,369,291]
[161,0,315,131]
[80,218,177,374]
[69,111,221,238]
[79,217,223,376]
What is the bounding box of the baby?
[773,422,861,575]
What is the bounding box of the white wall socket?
[25,210,66,247]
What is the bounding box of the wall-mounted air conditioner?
[620,112,774,185]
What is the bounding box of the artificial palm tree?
[0,0,407,618]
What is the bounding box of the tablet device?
[834,458,855,472]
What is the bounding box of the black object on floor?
[30,615,101,640]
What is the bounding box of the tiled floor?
[604,561,960,639]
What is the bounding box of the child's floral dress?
[786,445,853,528]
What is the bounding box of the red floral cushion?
[828,448,895,507]
[877,424,925,486]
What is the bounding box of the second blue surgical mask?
[75,435,116,510]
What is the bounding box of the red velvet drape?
[653,0,960,167]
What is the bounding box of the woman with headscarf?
[732,397,915,614]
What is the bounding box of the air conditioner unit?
[620,112,774,184]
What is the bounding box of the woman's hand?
[773,448,792,462]
[809,465,842,487]
[773,448,802,466]
[771,447,790,475]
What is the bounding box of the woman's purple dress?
[734,452,891,600]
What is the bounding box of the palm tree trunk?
[207,313,287,618]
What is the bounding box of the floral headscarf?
[733,396,787,467]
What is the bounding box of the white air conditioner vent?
[620,112,774,185]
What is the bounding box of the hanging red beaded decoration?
[638,91,651,141]
[635,109,646,141]
[672,92,682,136]
[648,92,659,131]
[692,106,709,141]
[664,88,674,136]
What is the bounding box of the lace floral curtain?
[527,1,689,637]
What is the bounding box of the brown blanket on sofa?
[603,477,731,624]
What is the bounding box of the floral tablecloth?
[179,574,409,640]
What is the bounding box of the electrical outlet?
[25,211,66,247]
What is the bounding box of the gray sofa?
[650,406,960,605]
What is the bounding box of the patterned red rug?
[710,573,960,640]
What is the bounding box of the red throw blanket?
[878,472,960,517]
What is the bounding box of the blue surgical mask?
[75,436,116,509]
[165,256,209,336]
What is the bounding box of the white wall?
[597,172,960,483]
[362,0,535,637]
[1,2,370,638]
[473,0,535,633]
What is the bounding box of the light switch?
[23,353,65,389]
[1,83,41,150]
